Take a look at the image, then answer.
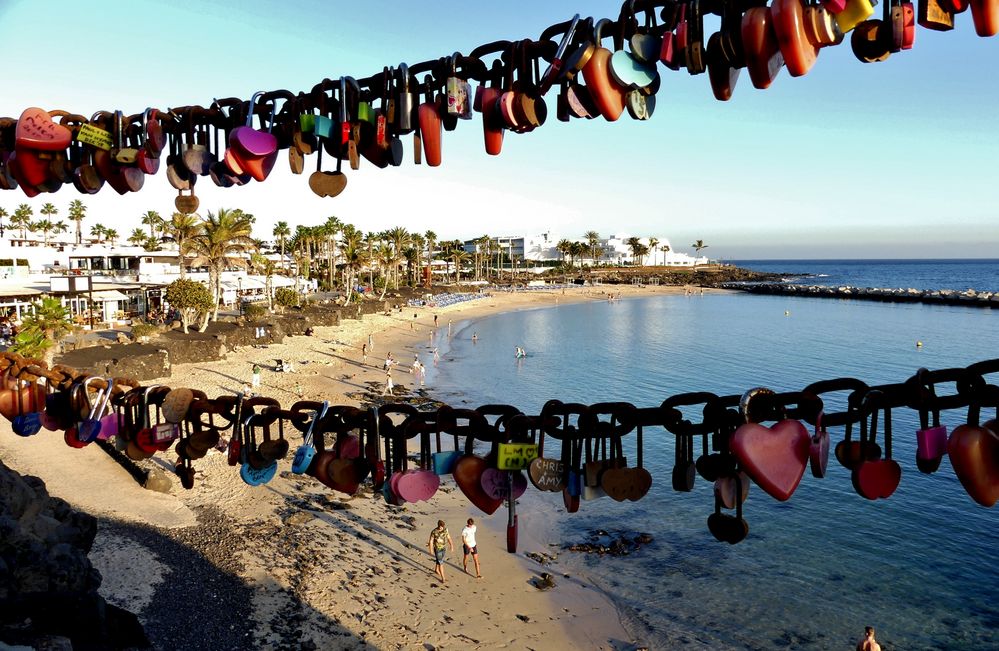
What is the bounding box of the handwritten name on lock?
[497,443,539,470]
[76,124,113,151]
[530,458,566,490]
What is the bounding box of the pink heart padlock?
[731,419,811,501]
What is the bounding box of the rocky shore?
[722,282,999,308]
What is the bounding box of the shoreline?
[1,284,719,650]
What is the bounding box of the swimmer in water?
[472,333,478,343]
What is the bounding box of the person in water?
[856,626,881,651]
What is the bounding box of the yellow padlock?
[836,0,876,32]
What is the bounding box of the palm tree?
[12,204,33,240]
[90,223,107,244]
[10,296,74,366]
[40,202,57,224]
[322,216,342,292]
[339,224,366,305]
[105,228,119,246]
[251,252,276,310]
[569,241,587,269]
[32,220,57,245]
[626,237,649,266]
[67,199,87,245]
[128,228,147,246]
[386,226,410,288]
[166,212,201,278]
[648,237,659,266]
[692,239,708,263]
[364,232,377,291]
[424,230,437,287]
[0,207,7,238]
[141,210,163,239]
[556,239,573,267]
[188,208,256,321]
[449,248,469,284]
[273,220,291,272]
[584,231,600,268]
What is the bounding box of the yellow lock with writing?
[835,0,876,32]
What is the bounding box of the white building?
[462,232,708,268]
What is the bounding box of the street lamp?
[237,277,243,315]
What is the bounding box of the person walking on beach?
[434,314,438,328]
[361,343,367,364]
[382,368,394,396]
[433,348,440,366]
[856,626,881,651]
[384,352,395,370]
[427,520,454,584]
[461,518,482,578]
[368,333,374,352]
[251,363,261,389]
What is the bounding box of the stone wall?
[57,344,170,382]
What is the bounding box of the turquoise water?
[425,293,999,650]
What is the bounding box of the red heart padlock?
[228,92,279,182]
[948,420,999,507]
[16,108,72,151]
[453,454,503,514]
[396,469,441,502]
[810,421,830,478]
[853,459,902,499]
[731,420,810,501]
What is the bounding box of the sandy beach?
[0,284,722,650]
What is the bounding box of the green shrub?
[130,321,158,339]
[274,288,300,308]
[243,302,267,318]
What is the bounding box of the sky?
[0,0,997,260]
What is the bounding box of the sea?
[422,260,999,650]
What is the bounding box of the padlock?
[918,0,955,29]
[348,124,360,171]
[969,0,999,35]
[836,0,877,32]
[890,1,916,50]
[686,0,707,75]
[397,63,414,133]
[446,53,473,120]
[175,188,199,214]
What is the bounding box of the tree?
[692,239,708,261]
[0,207,7,238]
[128,228,147,247]
[164,278,213,334]
[141,210,163,239]
[105,228,119,246]
[188,208,256,321]
[584,230,601,267]
[166,212,201,278]
[424,230,437,287]
[322,216,342,292]
[569,241,587,269]
[90,223,107,243]
[40,202,57,227]
[648,237,659,266]
[10,296,74,366]
[251,252,276,310]
[68,199,87,245]
[12,204,33,240]
[32,220,57,245]
[274,287,300,310]
[556,239,573,266]
[449,248,469,284]
[339,225,367,305]
[273,220,291,272]
[626,237,649,265]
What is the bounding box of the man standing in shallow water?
[856,626,881,651]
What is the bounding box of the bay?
[425,290,999,650]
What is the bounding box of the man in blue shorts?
[427,520,454,584]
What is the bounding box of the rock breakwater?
[722,282,999,309]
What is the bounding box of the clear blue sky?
[1,0,996,259]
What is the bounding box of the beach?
[0,284,716,650]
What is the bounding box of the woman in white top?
[461,518,482,578]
